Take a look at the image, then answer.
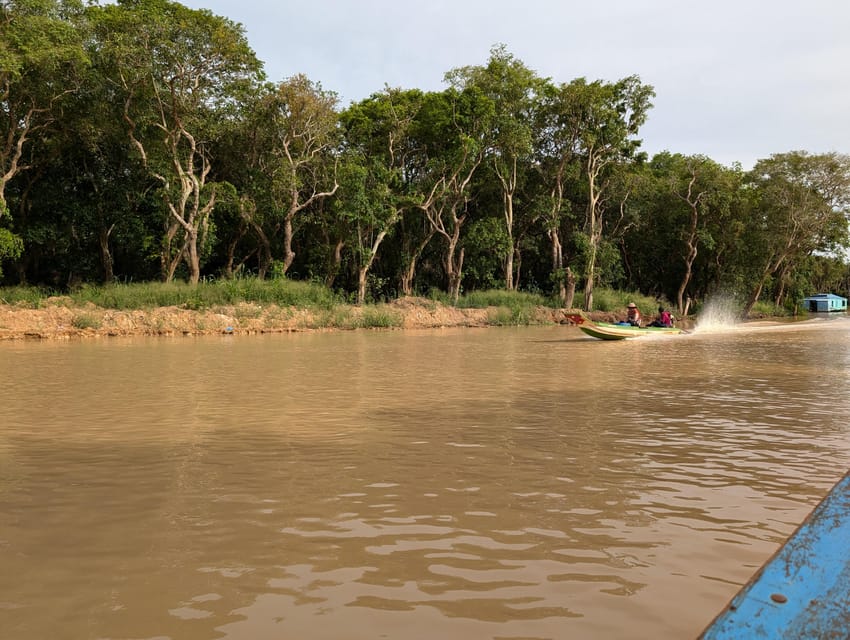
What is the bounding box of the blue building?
[802,293,848,312]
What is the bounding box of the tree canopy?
[1,1,849,312]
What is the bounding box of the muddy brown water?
[2,318,849,639]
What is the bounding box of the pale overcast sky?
[179,0,850,170]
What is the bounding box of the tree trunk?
[774,263,792,308]
[325,239,345,288]
[356,230,388,305]
[512,247,522,291]
[399,267,414,297]
[449,247,465,304]
[98,224,115,284]
[356,268,368,306]
[583,218,599,312]
[582,159,602,312]
[676,251,695,315]
[504,192,515,290]
[161,219,180,282]
[742,262,775,318]
[583,278,594,312]
[675,178,701,315]
[564,267,576,310]
[281,212,295,274]
[550,228,565,304]
[185,229,201,285]
[223,238,237,279]
[252,222,273,280]
[400,229,435,296]
[496,158,518,291]
[444,226,463,302]
[741,280,765,319]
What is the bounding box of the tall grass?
[750,300,792,317]
[0,286,55,307]
[357,306,403,328]
[1,280,677,328]
[65,278,341,310]
[422,289,554,326]
[454,289,555,309]
[586,287,674,315]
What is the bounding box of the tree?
[408,87,491,302]
[0,0,87,274]
[446,44,543,290]
[91,0,263,284]
[741,151,850,316]
[534,80,586,306]
[253,75,339,276]
[648,154,737,313]
[339,88,422,304]
[568,76,654,310]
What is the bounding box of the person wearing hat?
[626,302,641,326]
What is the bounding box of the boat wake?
[693,295,849,335]
[693,296,741,333]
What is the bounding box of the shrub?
[71,313,102,330]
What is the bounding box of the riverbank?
[0,296,687,341]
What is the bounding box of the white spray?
[694,295,741,332]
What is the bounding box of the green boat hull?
[578,320,684,340]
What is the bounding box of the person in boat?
[648,306,674,327]
[625,302,642,326]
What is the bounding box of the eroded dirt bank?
[0,297,687,341]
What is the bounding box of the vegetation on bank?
[1,278,792,336]
[0,278,670,311]
[3,1,848,321]
[0,279,801,342]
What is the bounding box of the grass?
[358,306,403,328]
[0,286,54,308]
[486,306,536,326]
[71,313,102,330]
[750,300,793,317]
[0,279,693,334]
[424,289,561,327]
[65,278,341,310]
[453,289,555,309]
[584,287,672,315]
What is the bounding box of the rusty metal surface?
[700,471,850,639]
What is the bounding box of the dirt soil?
[0,297,616,340]
[0,296,666,341]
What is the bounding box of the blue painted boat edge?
[699,470,850,639]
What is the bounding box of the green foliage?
[0,14,849,316]
[455,288,551,309]
[71,313,101,329]
[356,306,403,329]
[589,287,665,315]
[462,217,510,290]
[0,285,51,307]
[0,228,24,278]
[750,300,792,317]
[485,305,535,326]
[65,278,341,310]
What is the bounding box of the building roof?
[803,293,846,301]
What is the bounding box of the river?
[2,316,849,639]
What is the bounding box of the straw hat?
[627,302,637,308]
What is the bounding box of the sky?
[177,0,850,170]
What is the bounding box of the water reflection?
[1,322,849,638]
